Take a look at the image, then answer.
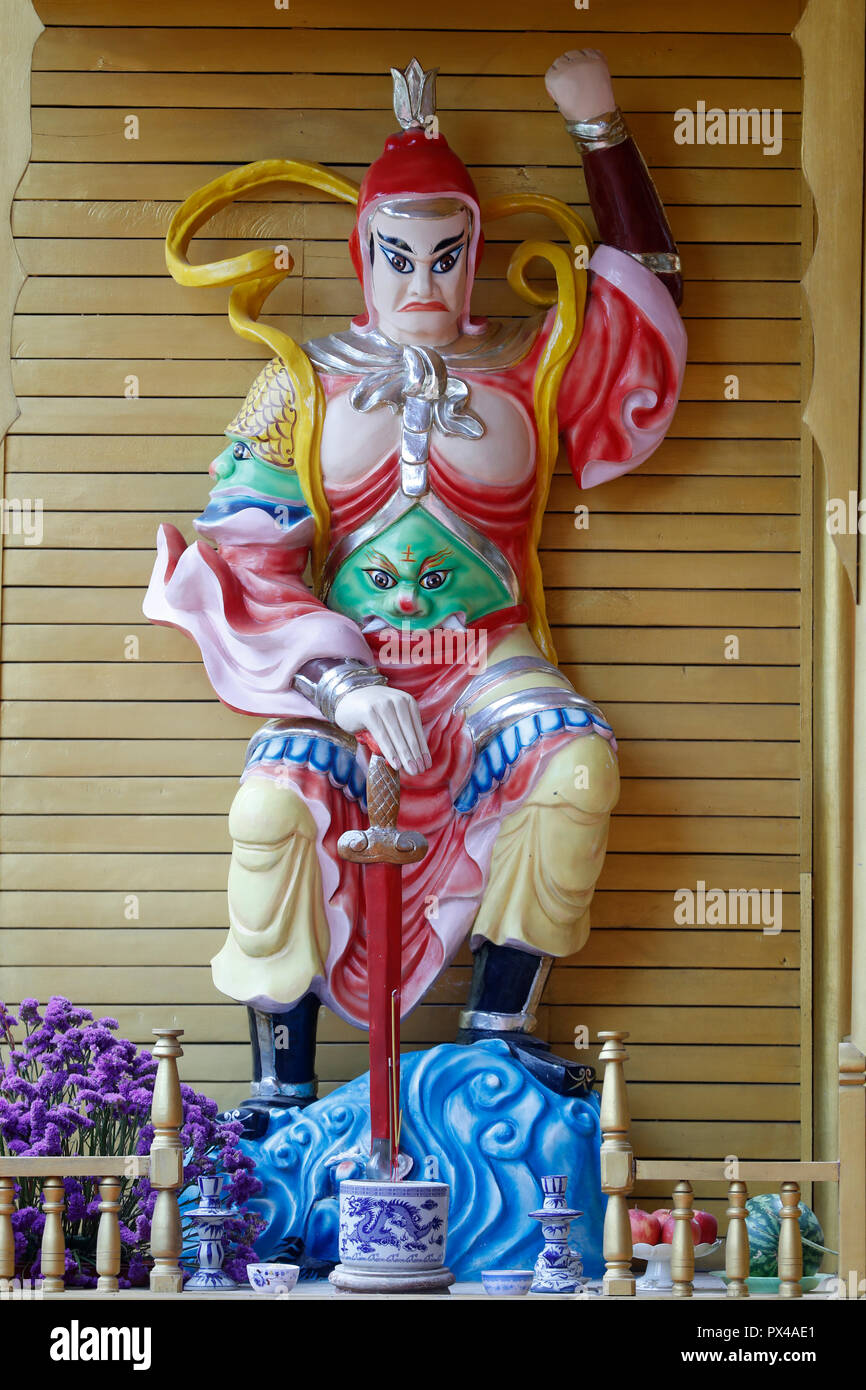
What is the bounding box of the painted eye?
[380,247,413,275]
[365,569,398,590]
[232,442,251,460]
[419,570,449,590]
[432,246,464,275]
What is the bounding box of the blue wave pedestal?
[239,1039,603,1282]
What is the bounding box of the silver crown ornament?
[391,58,438,131]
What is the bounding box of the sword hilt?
[337,752,428,865]
[366,754,401,830]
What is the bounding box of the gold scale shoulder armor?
[225,357,298,472]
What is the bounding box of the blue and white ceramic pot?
[329,1179,455,1293]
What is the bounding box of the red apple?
[651,1208,672,1229]
[693,1209,718,1246]
[661,1213,701,1245]
[628,1207,661,1246]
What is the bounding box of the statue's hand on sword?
[334,684,431,778]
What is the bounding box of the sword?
[338,741,427,1181]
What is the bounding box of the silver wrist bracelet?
[625,250,682,276]
[293,659,387,724]
[565,106,628,153]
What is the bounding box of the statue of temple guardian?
[145,52,686,1133]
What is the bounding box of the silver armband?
[565,106,628,153]
[293,659,387,724]
[625,250,682,276]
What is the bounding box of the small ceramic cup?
[481,1269,534,1297]
[247,1263,300,1296]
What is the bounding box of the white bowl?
[633,1241,723,1291]
[633,1240,722,1261]
[481,1269,534,1297]
[247,1263,300,1296]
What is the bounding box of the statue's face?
[368,207,471,346]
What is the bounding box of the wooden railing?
[598,1030,866,1298]
[0,1027,185,1295]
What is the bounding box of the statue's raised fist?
[544,49,616,124]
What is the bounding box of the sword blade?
[366,860,402,1178]
[337,746,426,1183]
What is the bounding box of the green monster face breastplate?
[327,505,513,631]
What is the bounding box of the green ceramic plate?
[711,1272,822,1294]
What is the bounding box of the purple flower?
[42,1123,62,1153]
[10,1079,37,1104]
[227,1170,262,1206]
[2,996,262,1287]
[65,1183,87,1223]
[13,1206,42,1235]
[126,1250,150,1287]
[136,1123,155,1154]
[223,1244,260,1283]
[0,1001,19,1032]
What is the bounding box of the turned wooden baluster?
[97,1176,122,1292]
[838,1040,866,1289]
[670,1179,695,1298]
[40,1175,67,1292]
[149,1027,185,1293]
[0,1177,15,1288]
[725,1179,750,1298]
[778,1180,803,1298]
[598,1030,635,1296]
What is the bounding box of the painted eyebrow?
[419,546,454,573]
[376,234,413,252]
[431,234,466,254]
[376,232,466,256]
[364,547,400,577]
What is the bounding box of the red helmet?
[348,68,485,335]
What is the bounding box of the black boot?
[456,943,594,1098]
[220,996,319,1139]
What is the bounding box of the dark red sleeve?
[582,136,683,307]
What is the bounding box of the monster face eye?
[365,569,398,590]
[419,569,449,590]
[232,442,251,460]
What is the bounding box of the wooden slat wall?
[0,0,811,1219]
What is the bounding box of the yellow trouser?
[210,732,618,1010]
[471,732,619,956]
